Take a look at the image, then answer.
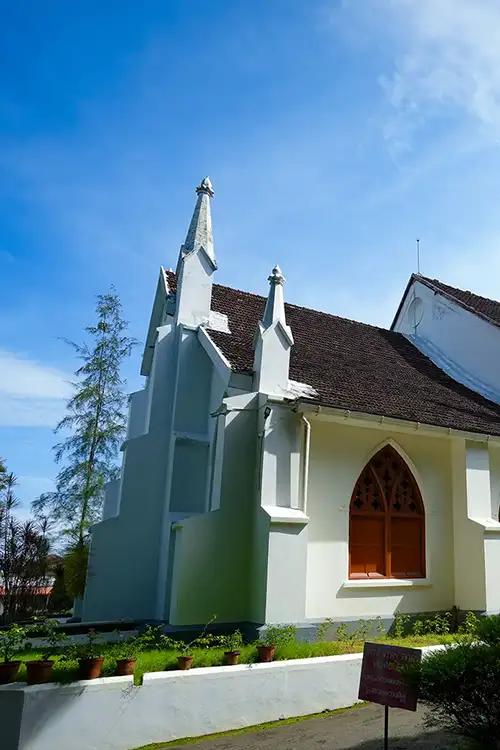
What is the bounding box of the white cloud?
[378,0,500,142]
[0,350,71,427]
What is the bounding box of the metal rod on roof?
[416,238,420,274]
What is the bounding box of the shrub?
[28,618,68,661]
[0,623,25,662]
[261,624,296,649]
[136,625,174,652]
[64,628,103,661]
[415,642,500,747]
[477,614,500,646]
[222,630,243,652]
[459,611,480,638]
[392,612,411,639]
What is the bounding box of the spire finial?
[268,265,285,286]
[196,176,214,198]
[262,264,288,329]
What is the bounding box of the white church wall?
[305,420,455,619]
[451,441,500,614]
[394,279,500,404]
[169,394,259,626]
[489,444,500,520]
[83,322,179,621]
[101,479,121,521]
[451,440,487,611]
[126,388,149,440]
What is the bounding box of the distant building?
[82,178,500,629]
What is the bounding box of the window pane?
[350,517,385,577]
[391,518,424,578]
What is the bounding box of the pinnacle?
[196,176,214,197]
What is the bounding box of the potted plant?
[257,624,296,663]
[223,630,243,666]
[65,628,104,680]
[113,632,138,676]
[25,618,68,685]
[0,623,25,684]
[177,640,194,670]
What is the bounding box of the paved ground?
[162,704,468,749]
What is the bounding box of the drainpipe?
[300,414,311,514]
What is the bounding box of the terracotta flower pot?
[0,661,21,684]
[257,644,275,663]
[177,655,194,670]
[26,660,54,685]
[78,656,104,680]
[224,650,240,666]
[115,658,136,676]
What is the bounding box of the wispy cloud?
[376,0,500,147]
[0,349,71,427]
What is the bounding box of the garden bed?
[12,633,455,685]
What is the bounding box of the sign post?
[358,642,421,748]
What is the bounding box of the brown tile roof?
[416,275,500,328]
[165,270,500,436]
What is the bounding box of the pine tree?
[33,290,136,554]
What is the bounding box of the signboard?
[358,642,421,712]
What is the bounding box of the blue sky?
[2,0,500,516]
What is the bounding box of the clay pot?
[177,655,194,670]
[78,657,104,680]
[115,658,136,676]
[224,651,240,666]
[0,661,21,684]
[26,660,54,685]
[257,645,275,663]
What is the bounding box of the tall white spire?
[262,265,287,328]
[178,177,216,272]
[175,177,217,327]
[253,265,293,395]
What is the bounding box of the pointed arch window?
[349,445,425,579]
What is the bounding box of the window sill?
[342,578,431,589]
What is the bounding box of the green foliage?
[136,625,175,652]
[28,618,68,661]
[392,612,411,639]
[0,472,51,623]
[222,630,243,652]
[459,611,481,638]
[316,618,334,642]
[261,624,297,649]
[64,628,103,661]
[112,631,139,660]
[416,642,500,747]
[335,623,350,642]
[63,542,89,599]
[33,290,137,545]
[48,562,73,613]
[477,614,500,645]
[0,623,25,662]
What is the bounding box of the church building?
[82,178,500,630]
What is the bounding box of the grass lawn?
[13,633,455,686]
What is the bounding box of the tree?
[0,469,51,623]
[33,289,136,595]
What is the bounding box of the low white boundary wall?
[0,647,439,750]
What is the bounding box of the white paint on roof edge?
[287,379,319,399]
[208,309,231,333]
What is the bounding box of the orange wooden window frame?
[348,446,426,580]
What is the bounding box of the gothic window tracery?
[349,445,425,579]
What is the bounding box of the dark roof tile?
[419,276,500,327]
[165,270,500,436]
